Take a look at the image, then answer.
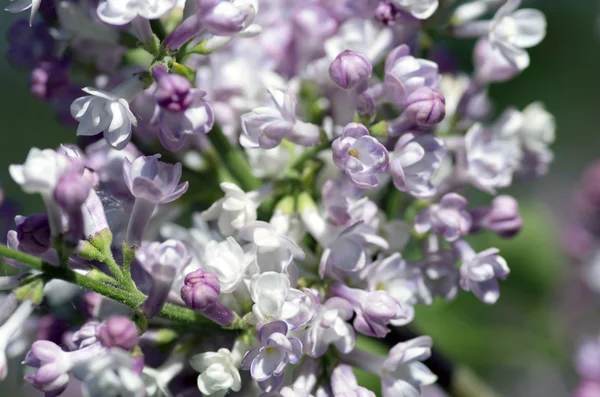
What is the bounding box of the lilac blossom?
[380,337,438,397]
[302,297,356,357]
[332,123,389,189]
[122,155,188,246]
[241,86,320,149]
[70,80,144,150]
[470,195,523,238]
[190,347,242,397]
[181,269,235,326]
[96,0,177,25]
[137,240,192,316]
[455,239,509,304]
[331,283,407,338]
[201,182,259,236]
[389,133,447,198]
[384,44,440,107]
[319,222,388,278]
[414,193,472,242]
[241,321,303,392]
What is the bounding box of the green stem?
[290,141,331,172]
[206,124,262,191]
[0,245,229,330]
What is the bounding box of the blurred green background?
[1,0,599,396]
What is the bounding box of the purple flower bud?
[181,269,220,311]
[16,214,51,254]
[181,269,235,326]
[97,316,139,351]
[404,87,446,126]
[54,171,92,213]
[471,195,523,238]
[152,65,193,113]
[375,1,401,26]
[329,50,372,90]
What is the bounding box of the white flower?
[489,0,546,70]
[247,145,292,178]
[203,237,250,293]
[240,86,320,149]
[519,102,555,154]
[200,182,259,236]
[240,221,305,274]
[9,148,68,195]
[324,19,393,65]
[5,0,41,25]
[393,0,438,20]
[303,298,355,358]
[97,0,177,25]
[381,337,437,397]
[190,348,241,397]
[70,87,138,150]
[464,123,519,193]
[250,272,309,327]
[73,349,145,397]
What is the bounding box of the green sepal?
[15,275,45,305]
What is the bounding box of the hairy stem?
[0,245,231,330]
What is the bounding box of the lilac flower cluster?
[0,0,554,396]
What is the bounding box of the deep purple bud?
[329,50,372,90]
[375,1,400,26]
[30,61,70,100]
[471,195,523,238]
[16,214,51,254]
[403,87,446,127]
[97,316,139,351]
[54,171,92,213]
[152,65,193,113]
[181,269,221,311]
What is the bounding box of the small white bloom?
[240,221,305,274]
[249,271,311,327]
[247,145,292,178]
[5,0,41,25]
[489,0,546,70]
[97,0,177,25]
[325,19,393,65]
[73,349,146,397]
[519,102,555,154]
[200,182,259,236]
[9,148,68,195]
[71,87,139,150]
[203,237,250,293]
[393,0,438,20]
[303,298,355,358]
[190,348,241,397]
[381,337,437,397]
[464,123,520,193]
[203,0,262,52]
